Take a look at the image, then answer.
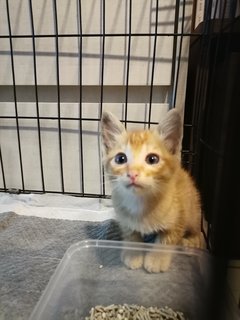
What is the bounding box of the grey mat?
[0,212,121,320]
[1,212,239,320]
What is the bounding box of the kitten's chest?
[112,190,167,234]
[112,189,144,217]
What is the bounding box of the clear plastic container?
[29,240,237,320]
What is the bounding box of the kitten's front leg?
[144,230,182,273]
[121,231,144,270]
[180,232,206,249]
[144,234,172,273]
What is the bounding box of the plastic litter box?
[29,240,238,320]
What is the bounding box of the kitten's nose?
[127,172,138,182]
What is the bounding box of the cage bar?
[28,0,45,193]
[53,0,65,193]
[77,0,85,195]
[124,0,132,127]
[0,146,6,191]
[148,0,159,128]
[5,0,25,191]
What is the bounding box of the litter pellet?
[85,304,186,320]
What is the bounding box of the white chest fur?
[112,185,144,217]
[111,184,168,235]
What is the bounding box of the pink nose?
[127,172,138,182]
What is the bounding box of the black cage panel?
[184,4,240,257]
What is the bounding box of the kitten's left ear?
[101,111,126,152]
[156,109,182,154]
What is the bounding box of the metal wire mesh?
[183,0,240,265]
[0,0,239,203]
[0,0,193,197]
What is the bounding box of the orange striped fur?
[101,110,205,272]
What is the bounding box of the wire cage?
[0,0,240,317]
[183,3,240,314]
[0,0,239,249]
[183,0,240,258]
[0,0,197,198]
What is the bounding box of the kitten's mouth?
[126,182,143,189]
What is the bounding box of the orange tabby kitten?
[101,109,204,273]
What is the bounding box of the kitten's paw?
[144,252,171,273]
[181,233,206,249]
[121,250,144,270]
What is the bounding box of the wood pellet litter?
[85,304,186,320]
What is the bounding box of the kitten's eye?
[145,153,159,165]
[114,153,127,164]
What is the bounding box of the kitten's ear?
[101,111,126,152]
[156,109,182,154]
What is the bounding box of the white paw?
[144,252,172,273]
[121,250,144,270]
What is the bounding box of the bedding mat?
[0,212,121,320]
[1,212,239,320]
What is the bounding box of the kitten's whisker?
[103,176,117,181]
[101,177,118,186]
[102,172,117,179]
[111,183,122,193]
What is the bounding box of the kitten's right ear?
[156,108,182,154]
[101,111,125,152]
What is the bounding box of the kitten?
[101,109,204,273]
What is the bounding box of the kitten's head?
[101,110,182,198]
